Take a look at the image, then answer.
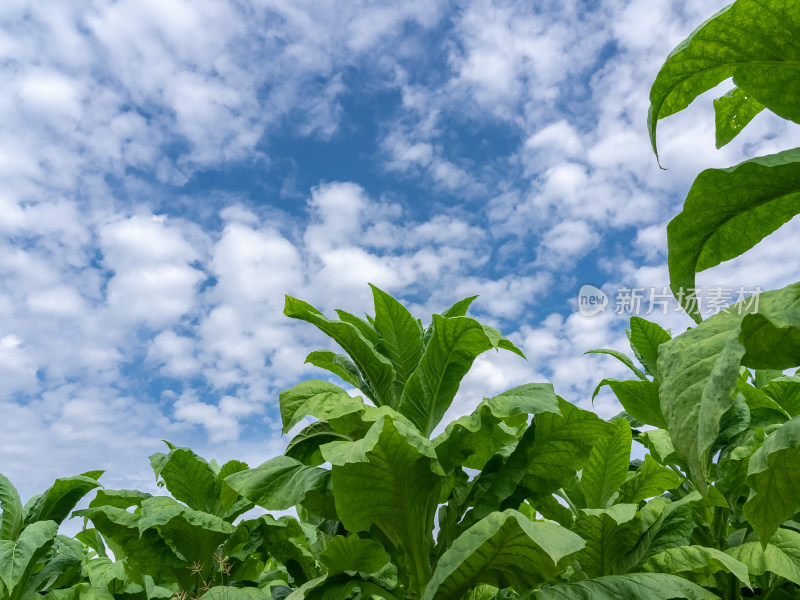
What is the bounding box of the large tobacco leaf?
[526,573,718,599]
[658,281,800,493]
[0,474,23,541]
[648,0,800,158]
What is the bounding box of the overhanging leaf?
[640,545,750,588]
[713,87,765,148]
[527,573,718,599]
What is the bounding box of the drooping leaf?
[321,416,443,592]
[370,284,424,392]
[421,510,584,600]
[398,315,497,435]
[279,380,366,435]
[627,317,671,380]
[285,296,397,407]
[283,573,400,600]
[666,150,800,319]
[149,444,221,514]
[727,528,800,586]
[0,474,23,541]
[593,380,666,429]
[580,419,632,509]
[648,0,800,158]
[84,556,127,590]
[571,504,641,578]
[224,456,332,512]
[304,351,363,389]
[640,545,750,588]
[0,520,57,596]
[744,416,800,546]
[618,455,683,505]
[285,421,352,466]
[527,573,718,599]
[764,376,800,417]
[319,535,390,574]
[658,281,800,493]
[433,384,559,472]
[637,429,682,467]
[713,87,765,148]
[24,473,102,527]
[585,349,647,381]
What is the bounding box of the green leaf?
[149,444,221,514]
[85,556,127,590]
[285,421,352,466]
[321,416,443,594]
[628,317,671,380]
[285,296,397,407]
[370,284,424,392]
[666,150,800,319]
[648,0,800,158]
[0,474,23,540]
[279,380,366,435]
[398,315,497,435]
[764,376,800,417]
[304,351,363,389]
[744,417,800,546]
[137,496,235,563]
[433,384,559,472]
[580,419,632,509]
[225,456,332,512]
[24,473,102,526]
[640,545,750,588]
[713,87,765,148]
[585,349,647,381]
[318,535,390,574]
[440,296,478,319]
[284,573,400,600]
[618,455,683,504]
[571,504,641,578]
[638,429,682,467]
[593,380,666,429]
[658,281,800,493]
[527,573,718,599]
[421,510,584,600]
[727,528,800,586]
[0,520,57,595]
[46,583,116,600]
[201,587,272,600]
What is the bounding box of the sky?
[3,0,800,502]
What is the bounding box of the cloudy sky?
[3,0,800,500]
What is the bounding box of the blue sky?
[3,0,800,500]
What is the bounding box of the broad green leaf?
[585,349,647,381]
[666,150,800,319]
[218,459,251,519]
[621,496,696,570]
[370,284,424,392]
[421,510,584,600]
[713,87,765,148]
[618,455,682,504]
[716,429,766,501]
[744,417,800,546]
[0,520,57,595]
[580,419,632,509]
[523,398,616,494]
[149,444,221,514]
[89,489,151,510]
[640,545,750,588]
[24,473,102,526]
[285,296,396,407]
[225,456,332,512]
[433,384,559,472]
[527,573,718,599]
[85,557,127,590]
[284,573,400,600]
[304,351,363,389]
[628,317,671,380]
[572,504,641,578]
[285,421,352,466]
[755,369,785,388]
[73,505,184,580]
[658,282,800,493]
[594,380,666,429]
[0,474,23,540]
[46,583,115,600]
[137,496,235,564]
[319,535,390,574]
[648,0,800,158]
[638,429,681,467]
[398,315,497,435]
[440,296,478,319]
[279,380,366,435]
[322,416,443,593]
[727,528,800,586]
[335,309,381,347]
[764,376,800,417]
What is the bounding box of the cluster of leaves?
[3,1,800,599]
